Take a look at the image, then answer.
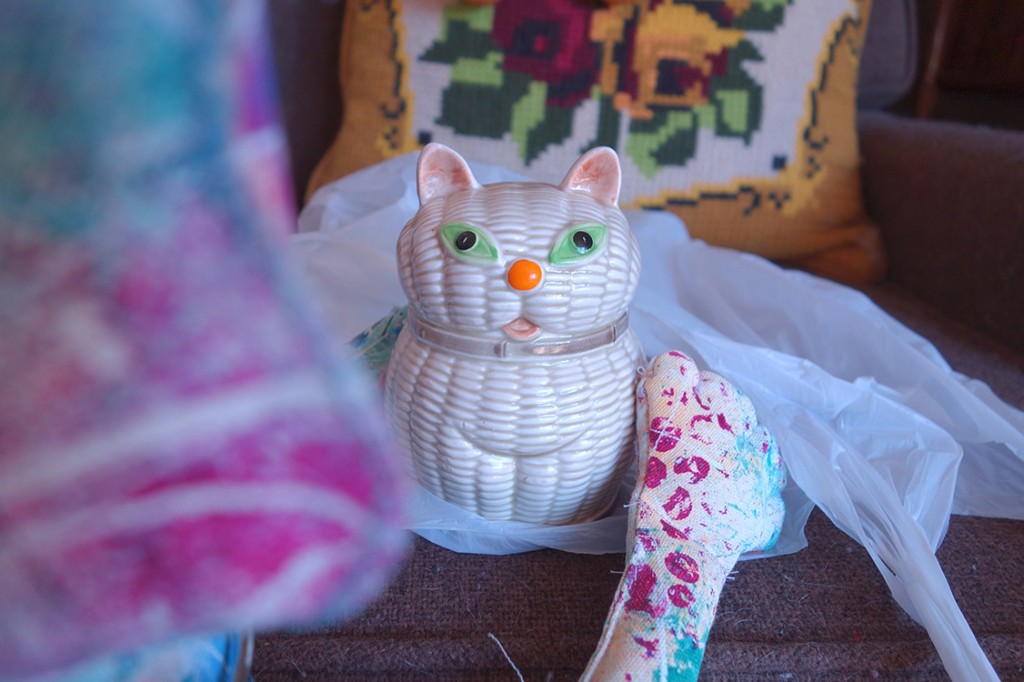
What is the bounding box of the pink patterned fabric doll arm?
[583,351,786,681]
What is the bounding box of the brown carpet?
[253,510,1023,681]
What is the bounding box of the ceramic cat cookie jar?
[384,144,644,525]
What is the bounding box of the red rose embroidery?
[492,0,599,108]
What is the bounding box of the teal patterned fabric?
[351,306,408,379]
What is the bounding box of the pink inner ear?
[417,143,480,205]
[560,147,622,206]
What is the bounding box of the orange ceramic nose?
[507,259,542,291]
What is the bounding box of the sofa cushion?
[859,110,1024,354]
[308,0,887,284]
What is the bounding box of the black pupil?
[455,231,476,251]
[572,230,594,253]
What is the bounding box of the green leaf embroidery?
[436,73,531,139]
[455,3,496,33]
[584,92,622,152]
[651,113,699,170]
[714,90,751,136]
[511,81,549,156]
[627,109,698,178]
[708,41,763,142]
[451,52,504,87]
[421,6,497,65]
[693,103,716,131]
[726,38,765,66]
[515,98,576,164]
[750,0,792,11]
[733,0,793,31]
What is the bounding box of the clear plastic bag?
[289,153,1024,681]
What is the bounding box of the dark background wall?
[894,0,1024,130]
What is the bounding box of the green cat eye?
[439,222,499,264]
[549,223,607,265]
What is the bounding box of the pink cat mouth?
[502,317,541,341]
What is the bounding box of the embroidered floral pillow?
[309,0,884,283]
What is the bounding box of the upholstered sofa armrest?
[858,110,1024,352]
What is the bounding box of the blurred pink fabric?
[0,2,409,678]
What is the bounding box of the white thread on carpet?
[488,632,524,682]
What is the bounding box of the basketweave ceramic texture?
[384,144,645,524]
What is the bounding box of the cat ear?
[559,147,622,207]
[417,143,481,205]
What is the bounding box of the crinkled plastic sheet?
[290,153,1024,680]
